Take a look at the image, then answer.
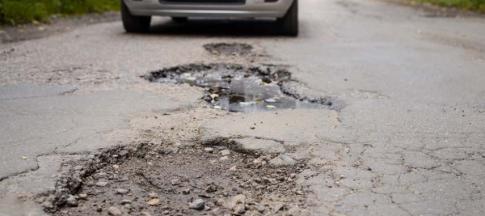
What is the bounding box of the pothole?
[204,43,253,56]
[144,63,337,112]
[38,143,309,216]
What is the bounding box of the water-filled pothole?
[144,63,336,112]
[204,43,253,56]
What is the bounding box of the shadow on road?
[144,18,289,37]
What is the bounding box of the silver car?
[121,0,298,36]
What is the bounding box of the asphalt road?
[1,0,485,215]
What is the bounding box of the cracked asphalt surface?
[1,0,485,215]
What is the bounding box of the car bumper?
[124,0,293,18]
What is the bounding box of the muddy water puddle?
[145,63,333,112]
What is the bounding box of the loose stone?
[66,195,78,207]
[108,206,122,216]
[189,199,205,210]
[147,198,161,206]
[220,149,231,156]
[96,181,108,187]
[115,188,129,195]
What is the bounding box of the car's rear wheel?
[121,1,151,33]
[171,17,188,23]
[277,0,298,36]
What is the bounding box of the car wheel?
[277,0,298,36]
[171,17,188,23]
[121,1,151,33]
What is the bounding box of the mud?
[38,143,309,216]
[144,63,337,112]
[203,43,253,56]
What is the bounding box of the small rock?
[254,204,266,213]
[66,195,78,207]
[121,199,132,205]
[219,156,229,161]
[229,166,237,171]
[220,149,231,156]
[204,147,214,153]
[96,181,108,187]
[171,178,180,186]
[115,188,129,195]
[108,206,122,216]
[78,193,88,200]
[147,198,161,206]
[112,164,120,170]
[272,203,285,213]
[265,98,277,103]
[269,154,297,167]
[206,184,218,193]
[266,105,276,109]
[204,205,212,211]
[189,199,205,210]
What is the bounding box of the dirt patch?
[203,43,254,56]
[144,63,338,112]
[382,0,485,18]
[0,12,119,44]
[37,143,309,216]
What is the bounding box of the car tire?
[121,1,151,33]
[171,17,188,23]
[277,0,298,36]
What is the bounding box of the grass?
[0,0,120,25]
[414,0,485,12]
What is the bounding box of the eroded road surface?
[1,0,485,215]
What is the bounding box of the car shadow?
[145,18,288,38]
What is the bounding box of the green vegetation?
[415,0,485,12]
[0,0,120,25]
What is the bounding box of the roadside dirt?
[37,142,309,216]
[381,0,485,17]
[0,12,119,44]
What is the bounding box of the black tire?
[121,1,151,33]
[171,17,188,23]
[277,0,298,36]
